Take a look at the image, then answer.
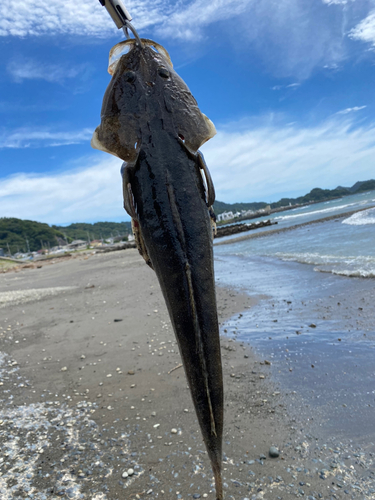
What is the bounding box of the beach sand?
[0,249,374,499]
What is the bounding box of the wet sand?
[0,249,374,499]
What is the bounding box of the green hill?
[270,186,351,209]
[213,200,268,214]
[1,179,373,255]
[214,179,375,215]
[0,218,67,255]
[0,219,132,255]
[53,221,131,242]
[349,179,375,194]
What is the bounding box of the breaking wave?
[274,202,359,221]
[342,207,375,226]
[274,252,375,278]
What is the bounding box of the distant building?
[217,211,235,222]
[68,239,87,249]
[256,205,271,215]
[90,239,103,247]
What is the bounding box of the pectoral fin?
[197,151,216,207]
[121,161,138,219]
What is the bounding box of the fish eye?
[124,71,135,83]
[158,67,170,79]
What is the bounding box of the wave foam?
[342,208,375,226]
[275,201,359,221]
[317,268,375,278]
[274,252,375,278]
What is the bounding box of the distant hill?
[1,179,374,255]
[348,180,375,194]
[0,219,131,255]
[213,179,375,215]
[0,218,67,255]
[53,221,131,243]
[213,200,268,214]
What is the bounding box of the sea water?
[216,189,375,278]
[214,190,375,444]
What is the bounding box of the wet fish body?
[92,39,223,498]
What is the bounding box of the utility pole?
[25,236,30,253]
[7,242,11,256]
[87,231,91,246]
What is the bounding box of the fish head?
[91,39,216,162]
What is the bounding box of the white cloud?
[0,155,125,224]
[272,82,301,90]
[200,115,375,202]
[154,0,250,41]
[0,0,249,39]
[0,0,372,79]
[7,59,87,83]
[0,127,93,148]
[0,0,163,37]
[322,0,353,5]
[349,10,375,47]
[336,105,366,114]
[1,115,375,224]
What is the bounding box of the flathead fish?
[92,38,223,499]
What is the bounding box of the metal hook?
[123,21,143,47]
[99,0,143,47]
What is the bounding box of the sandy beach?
[0,249,374,499]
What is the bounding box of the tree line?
[213,179,375,214]
[0,219,131,255]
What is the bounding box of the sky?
[1,0,375,224]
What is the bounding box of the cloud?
[200,114,375,202]
[0,155,125,224]
[153,0,363,79]
[1,114,375,224]
[349,10,375,47]
[1,0,373,79]
[321,0,353,5]
[0,127,93,148]
[154,0,250,41]
[272,82,301,90]
[336,105,367,114]
[7,59,87,83]
[0,0,163,37]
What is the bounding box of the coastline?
[0,249,374,499]
[215,204,375,246]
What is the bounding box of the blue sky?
[1,0,375,224]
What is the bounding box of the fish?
[91,38,223,499]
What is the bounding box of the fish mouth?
[108,38,173,75]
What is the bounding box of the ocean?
[216,189,375,278]
[214,190,375,445]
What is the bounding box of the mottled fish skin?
[92,39,223,499]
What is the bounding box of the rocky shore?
[215,220,277,238]
[0,249,373,499]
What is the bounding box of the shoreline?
[0,250,374,498]
[215,204,375,246]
